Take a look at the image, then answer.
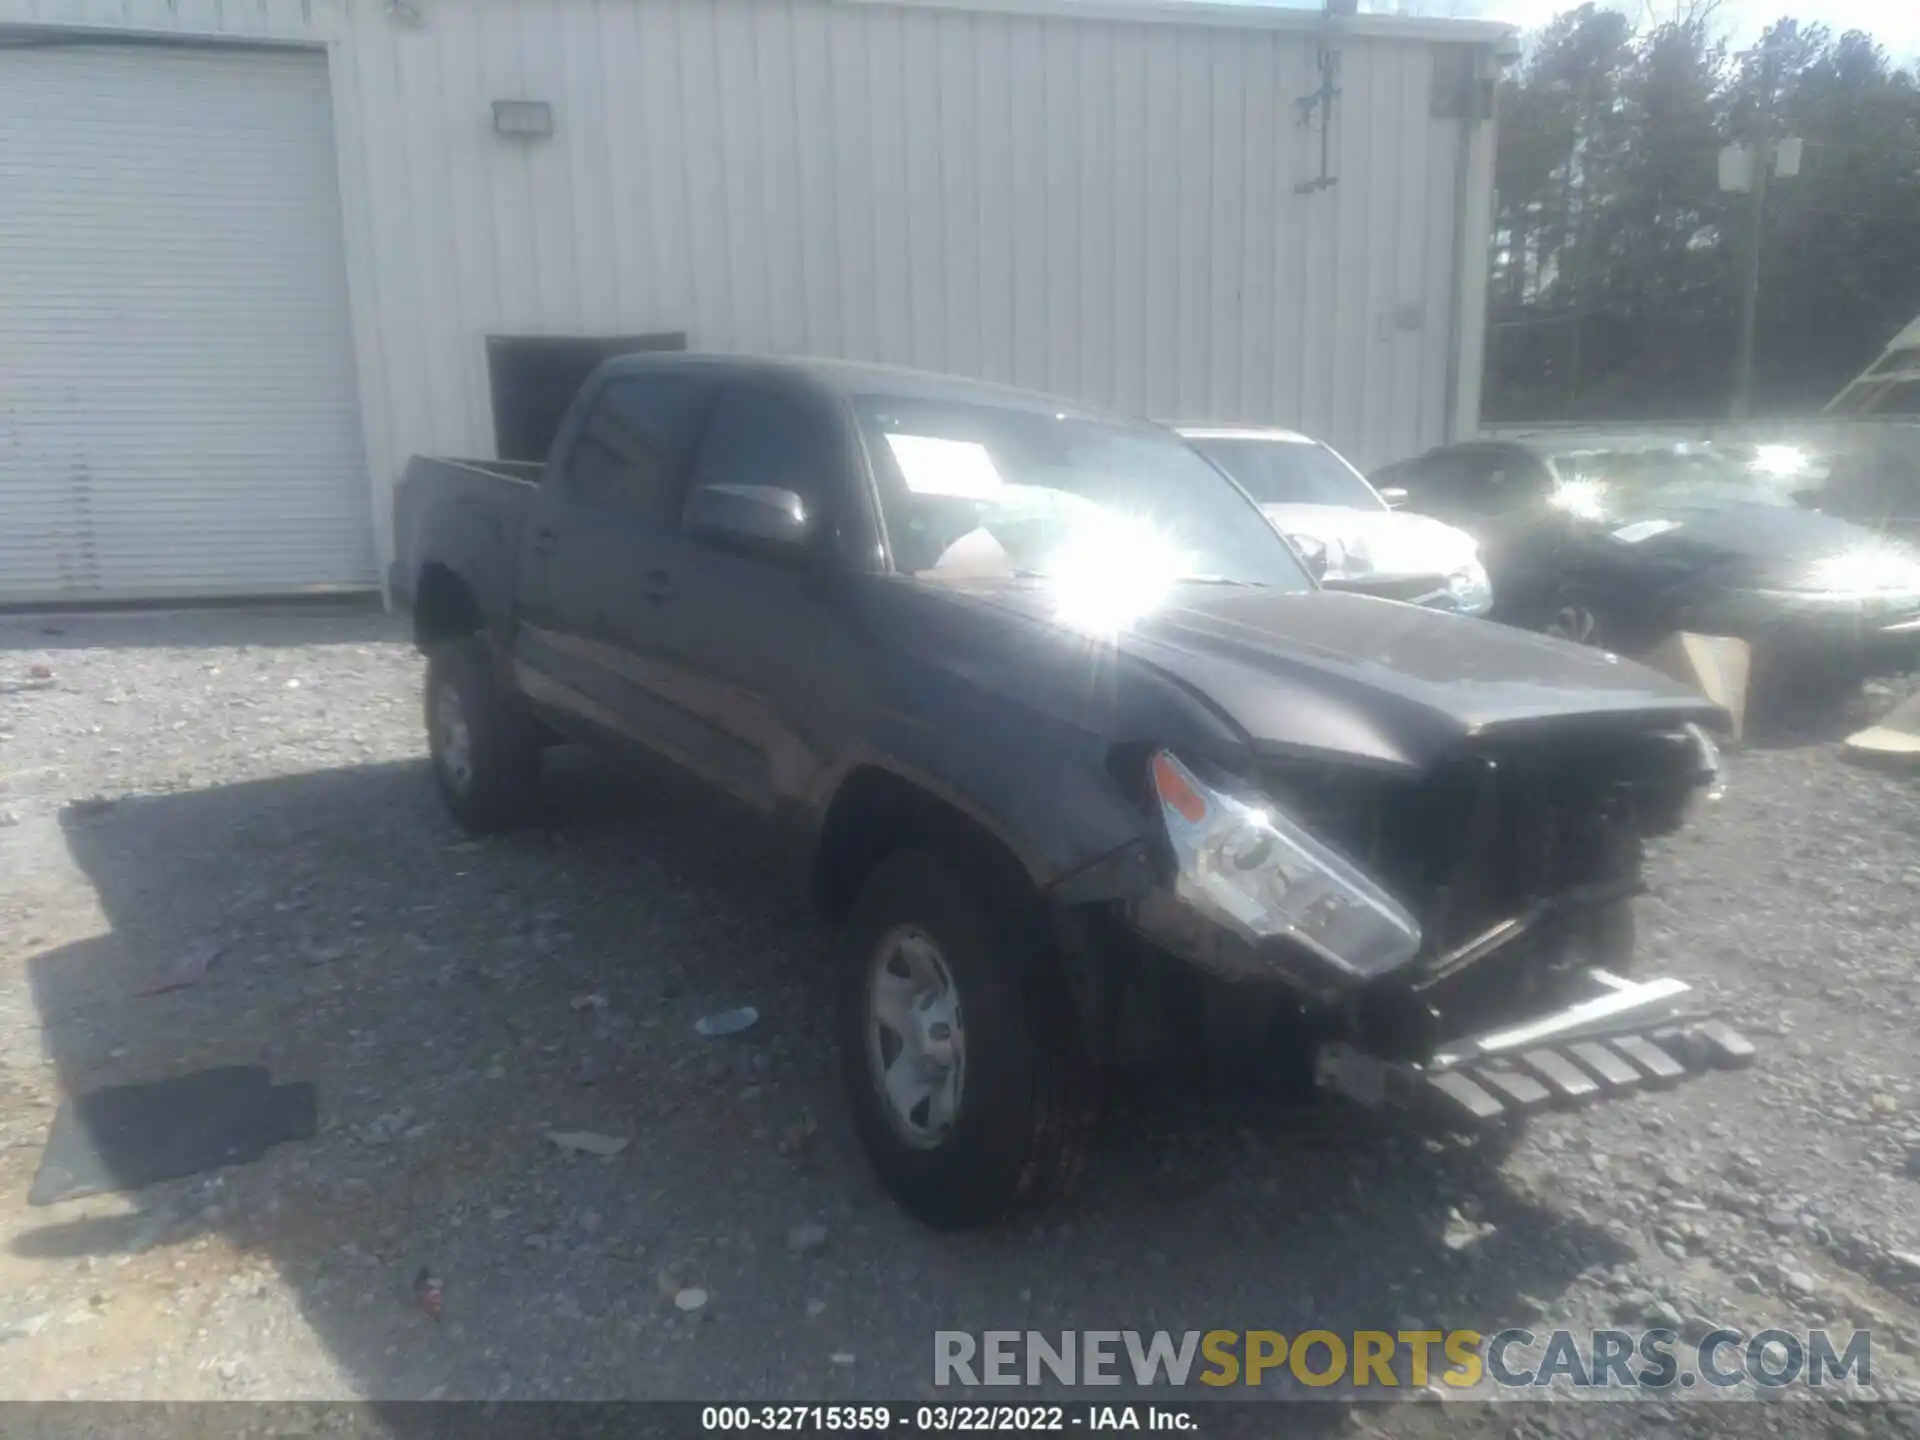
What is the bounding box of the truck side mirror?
[1377,485,1409,509]
[685,484,815,558]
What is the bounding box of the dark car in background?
[1370,433,1920,692]
[1771,429,1920,548]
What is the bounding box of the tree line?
[1483,4,1920,422]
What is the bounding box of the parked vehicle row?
[1164,412,1919,709]
[393,352,1750,1232]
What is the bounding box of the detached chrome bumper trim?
[1437,970,1692,1063]
[1314,969,1756,1128]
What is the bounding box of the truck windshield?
[854,396,1313,593]
[1188,435,1384,511]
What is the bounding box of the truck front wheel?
[424,638,541,833]
[836,850,1095,1230]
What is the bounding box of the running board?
[1314,970,1756,1128]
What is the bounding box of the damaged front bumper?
[1314,968,1755,1128]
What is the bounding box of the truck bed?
[389,455,542,621]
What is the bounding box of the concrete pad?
[1634,632,1751,741]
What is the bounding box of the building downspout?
[1443,40,1505,444]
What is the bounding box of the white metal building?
[0,0,1506,606]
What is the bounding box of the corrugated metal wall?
[0,0,324,41]
[0,0,1498,585]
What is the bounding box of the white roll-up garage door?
[0,42,374,604]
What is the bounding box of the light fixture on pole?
[1723,43,1801,420]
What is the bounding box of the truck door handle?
[641,570,678,604]
[531,528,558,555]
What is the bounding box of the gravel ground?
[2,606,1919,1436]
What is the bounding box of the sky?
[1440,0,1920,63]
[1219,0,1919,61]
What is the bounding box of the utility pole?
[1729,44,1779,420]
[1565,75,1600,414]
[1564,96,1585,412]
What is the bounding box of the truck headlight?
[1149,750,1422,978]
[1447,555,1494,616]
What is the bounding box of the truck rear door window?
[488,332,687,461]
[566,375,713,523]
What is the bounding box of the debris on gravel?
[411,1268,444,1321]
[546,1131,631,1158]
[695,1007,760,1038]
[786,1222,829,1257]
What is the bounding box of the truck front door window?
[566,375,712,521]
[661,383,850,810]
[683,387,830,538]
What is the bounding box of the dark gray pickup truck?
[391,353,1754,1229]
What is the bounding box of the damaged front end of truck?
[1071,713,1753,1133]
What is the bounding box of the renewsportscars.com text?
[933,1328,1872,1392]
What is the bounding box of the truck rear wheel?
[425,637,541,833]
[835,850,1095,1230]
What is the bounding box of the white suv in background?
[1173,424,1494,616]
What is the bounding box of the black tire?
[1541,584,1661,656]
[1541,586,1611,650]
[424,637,542,833]
[835,849,1096,1230]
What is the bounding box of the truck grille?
[1256,728,1696,966]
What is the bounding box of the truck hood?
[928,579,1722,772]
[1260,503,1481,581]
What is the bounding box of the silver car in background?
[1174,424,1494,616]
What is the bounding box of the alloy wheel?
[1547,603,1601,647]
[865,925,966,1150]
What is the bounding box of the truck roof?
[1165,423,1317,445]
[595,350,1118,421]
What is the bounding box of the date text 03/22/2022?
[700,1405,1195,1431]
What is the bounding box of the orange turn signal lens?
[1151,752,1208,823]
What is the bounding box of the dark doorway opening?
[487,332,688,462]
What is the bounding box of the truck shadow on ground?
[15,749,1628,1411]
